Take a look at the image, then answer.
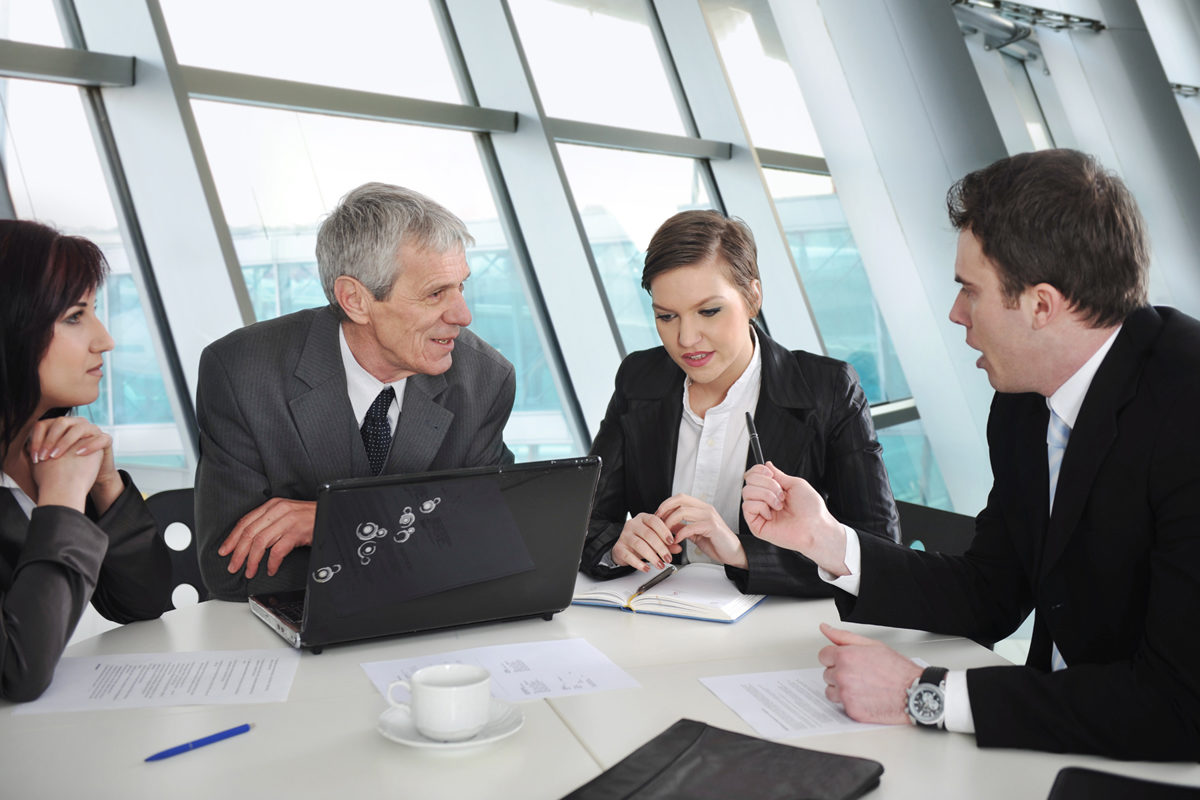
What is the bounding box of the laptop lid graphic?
[249,456,601,651]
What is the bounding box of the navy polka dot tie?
[361,386,395,476]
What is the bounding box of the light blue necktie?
[1047,408,1071,671]
[1047,409,1071,513]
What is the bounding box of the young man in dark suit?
[742,149,1200,760]
[195,183,515,601]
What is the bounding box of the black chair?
[898,499,996,649]
[896,500,975,556]
[145,487,209,610]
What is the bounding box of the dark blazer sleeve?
[0,473,169,702]
[194,342,275,601]
[729,356,900,597]
[580,361,639,579]
[88,473,173,623]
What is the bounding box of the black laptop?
[249,456,601,651]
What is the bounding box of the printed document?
[15,649,300,714]
[362,637,639,702]
[701,668,889,739]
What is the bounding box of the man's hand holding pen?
[741,462,849,577]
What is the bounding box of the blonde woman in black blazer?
[581,210,899,596]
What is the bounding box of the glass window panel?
[0,79,188,481]
[877,419,952,511]
[0,2,63,46]
[159,0,461,102]
[556,143,714,353]
[192,101,579,461]
[764,168,911,404]
[702,0,823,155]
[509,0,686,135]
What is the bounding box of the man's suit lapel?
[1040,307,1160,577]
[288,309,370,479]
[1016,399,1051,578]
[389,373,453,473]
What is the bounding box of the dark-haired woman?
[580,210,899,595]
[0,219,171,701]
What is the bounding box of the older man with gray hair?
[195,183,515,601]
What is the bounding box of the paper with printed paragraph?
[701,668,889,738]
[15,649,300,714]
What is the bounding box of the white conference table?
[2,596,1198,799]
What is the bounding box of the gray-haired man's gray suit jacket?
[194,306,516,601]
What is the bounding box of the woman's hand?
[656,494,747,569]
[27,417,119,513]
[611,512,681,572]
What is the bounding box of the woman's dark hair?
[947,149,1148,327]
[642,210,761,315]
[0,220,109,461]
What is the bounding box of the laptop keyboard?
[272,598,305,626]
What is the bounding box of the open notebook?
[573,563,764,623]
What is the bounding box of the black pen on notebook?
[632,564,677,598]
[745,412,765,465]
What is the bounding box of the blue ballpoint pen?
[145,723,253,762]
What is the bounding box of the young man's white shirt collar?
[339,324,405,433]
[1046,326,1121,429]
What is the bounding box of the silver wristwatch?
[906,666,948,729]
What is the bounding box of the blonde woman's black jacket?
[581,326,900,596]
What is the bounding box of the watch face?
[909,686,944,724]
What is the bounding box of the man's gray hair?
[316,182,474,319]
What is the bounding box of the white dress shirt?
[672,329,762,564]
[339,325,405,434]
[819,326,1122,734]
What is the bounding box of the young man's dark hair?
[946,148,1148,327]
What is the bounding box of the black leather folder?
[562,718,883,800]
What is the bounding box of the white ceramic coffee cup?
[387,664,491,742]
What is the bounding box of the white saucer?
[378,698,523,749]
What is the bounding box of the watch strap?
[920,666,948,688]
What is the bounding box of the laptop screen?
[298,456,601,648]
[311,471,536,615]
